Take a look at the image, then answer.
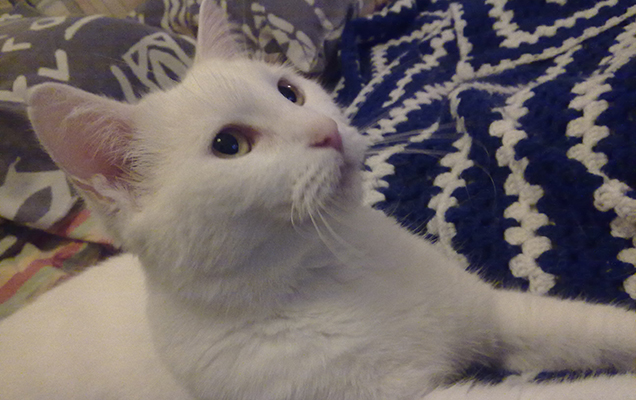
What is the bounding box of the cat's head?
[27,0,367,253]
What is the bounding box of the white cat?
[0,1,635,399]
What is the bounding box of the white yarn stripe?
[345,53,401,119]
[565,20,636,300]
[363,145,399,206]
[486,0,618,48]
[450,3,475,79]
[332,75,346,99]
[381,28,455,108]
[490,92,556,295]
[362,81,456,207]
[624,274,636,300]
[601,19,636,73]
[346,13,452,119]
[362,124,406,206]
[456,81,524,95]
[363,122,441,206]
[473,4,636,79]
[370,10,451,85]
[425,93,472,268]
[486,40,580,294]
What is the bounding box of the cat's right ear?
[195,0,243,63]
[27,83,137,218]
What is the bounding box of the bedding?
[1,0,635,385]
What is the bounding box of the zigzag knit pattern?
[337,0,636,308]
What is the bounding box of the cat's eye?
[211,128,252,158]
[278,79,304,105]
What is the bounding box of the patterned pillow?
[132,0,359,74]
[0,7,196,316]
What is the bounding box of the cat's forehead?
[137,58,340,135]
[183,59,299,95]
[149,58,335,123]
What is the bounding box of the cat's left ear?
[195,0,243,63]
[27,83,138,223]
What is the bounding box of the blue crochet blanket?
[338,0,636,310]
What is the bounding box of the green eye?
[278,79,304,105]
[211,128,251,158]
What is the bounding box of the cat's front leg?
[491,289,636,372]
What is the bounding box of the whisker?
[315,208,364,261]
[289,198,319,238]
[308,210,340,257]
[290,200,300,233]
[351,108,394,131]
[361,119,460,148]
[318,200,361,231]
[306,198,346,255]
[366,148,450,159]
[365,120,457,135]
[370,132,461,146]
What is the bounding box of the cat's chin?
[286,156,363,226]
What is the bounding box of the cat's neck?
[136,205,372,313]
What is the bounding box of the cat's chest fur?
[140,207,497,400]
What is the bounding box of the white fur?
[1,1,634,399]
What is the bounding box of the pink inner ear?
[58,113,131,183]
[28,83,134,186]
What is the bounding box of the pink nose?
[312,131,343,152]
[310,119,343,152]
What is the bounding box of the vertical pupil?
[213,132,239,155]
[278,84,297,103]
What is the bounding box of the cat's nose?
[312,132,343,152]
[310,119,343,153]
